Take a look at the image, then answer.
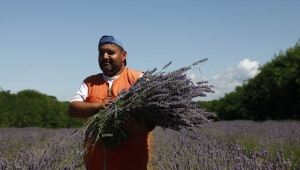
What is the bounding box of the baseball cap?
[99,35,125,50]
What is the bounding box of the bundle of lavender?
[79,58,215,149]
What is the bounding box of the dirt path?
[147,131,156,170]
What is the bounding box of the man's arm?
[69,101,111,119]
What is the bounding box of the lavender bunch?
[79,58,215,149]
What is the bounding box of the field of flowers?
[1,120,300,170]
[0,127,85,170]
[149,120,300,169]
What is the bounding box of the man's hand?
[98,100,113,110]
[122,115,154,134]
[69,100,113,119]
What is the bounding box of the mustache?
[101,60,112,64]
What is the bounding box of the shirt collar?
[102,74,120,82]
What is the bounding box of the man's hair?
[116,45,127,66]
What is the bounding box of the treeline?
[0,89,83,128]
[198,39,300,120]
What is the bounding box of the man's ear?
[122,50,127,62]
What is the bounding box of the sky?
[1,0,300,102]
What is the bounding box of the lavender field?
[149,120,300,170]
[1,120,300,170]
[0,128,85,170]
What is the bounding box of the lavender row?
[149,120,300,170]
[0,127,85,170]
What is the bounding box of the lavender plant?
[77,58,215,149]
[149,120,300,169]
[1,121,300,169]
[0,127,85,170]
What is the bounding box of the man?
[69,35,155,170]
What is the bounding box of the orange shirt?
[83,68,148,170]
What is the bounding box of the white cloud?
[195,59,260,101]
[236,59,260,79]
[188,73,197,82]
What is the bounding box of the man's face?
[98,43,127,77]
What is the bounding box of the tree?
[0,90,14,127]
[0,89,83,128]
[206,39,300,120]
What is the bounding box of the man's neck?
[103,74,120,81]
[104,66,126,77]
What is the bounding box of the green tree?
[0,88,84,128]
[14,90,45,127]
[241,40,300,120]
[206,39,300,120]
[0,90,14,127]
[215,86,246,120]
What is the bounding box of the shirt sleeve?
[70,82,88,102]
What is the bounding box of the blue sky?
[1,0,299,101]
